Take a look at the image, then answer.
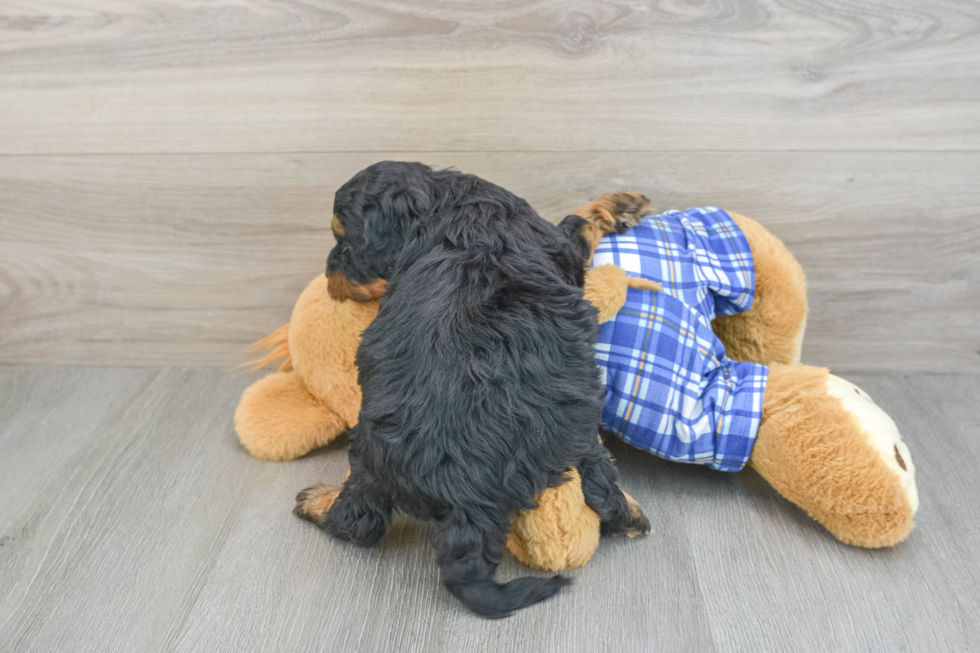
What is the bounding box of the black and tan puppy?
[295,162,649,619]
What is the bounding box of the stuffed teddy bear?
[576,203,918,552]
[235,193,919,572]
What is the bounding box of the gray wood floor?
[1,367,977,652]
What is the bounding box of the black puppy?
[295,162,649,619]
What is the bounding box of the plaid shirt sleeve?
[591,207,767,472]
[679,207,756,318]
[593,206,756,323]
[595,288,768,472]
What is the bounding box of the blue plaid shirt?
[591,207,768,472]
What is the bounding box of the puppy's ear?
[542,215,592,287]
[362,163,435,277]
[558,215,593,266]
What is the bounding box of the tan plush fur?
[506,469,601,571]
[712,212,808,366]
[288,274,378,426]
[235,274,377,461]
[627,277,663,293]
[243,324,293,372]
[235,371,348,462]
[584,266,662,324]
[749,364,915,547]
[584,265,631,324]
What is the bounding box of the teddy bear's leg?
[506,469,602,571]
[508,438,651,572]
[235,371,349,461]
[712,212,808,365]
[749,363,918,547]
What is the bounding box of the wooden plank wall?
[1,0,978,372]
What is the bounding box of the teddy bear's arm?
[711,212,808,366]
[584,265,661,323]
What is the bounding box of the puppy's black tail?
[446,576,571,620]
[437,513,572,618]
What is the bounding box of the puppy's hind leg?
[436,510,570,619]
[578,441,650,537]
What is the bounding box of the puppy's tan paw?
[294,483,342,526]
[624,491,651,538]
[576,191,652,235]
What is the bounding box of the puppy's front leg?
[323,476,391,547]
[295,467,391,547]
[558,191,653,267]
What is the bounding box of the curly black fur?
[317,161,648,619]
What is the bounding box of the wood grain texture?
[1,0,979,154]
[0,367,977,652]
[1,152,977,372]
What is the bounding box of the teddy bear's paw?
[235,370,350,462]
[578,191,652,235]
[825,374,918,518]
[293,483,342,526]
[753,364,918,548]
[624,491,651,538]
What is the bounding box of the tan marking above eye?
[331,215,345,237]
